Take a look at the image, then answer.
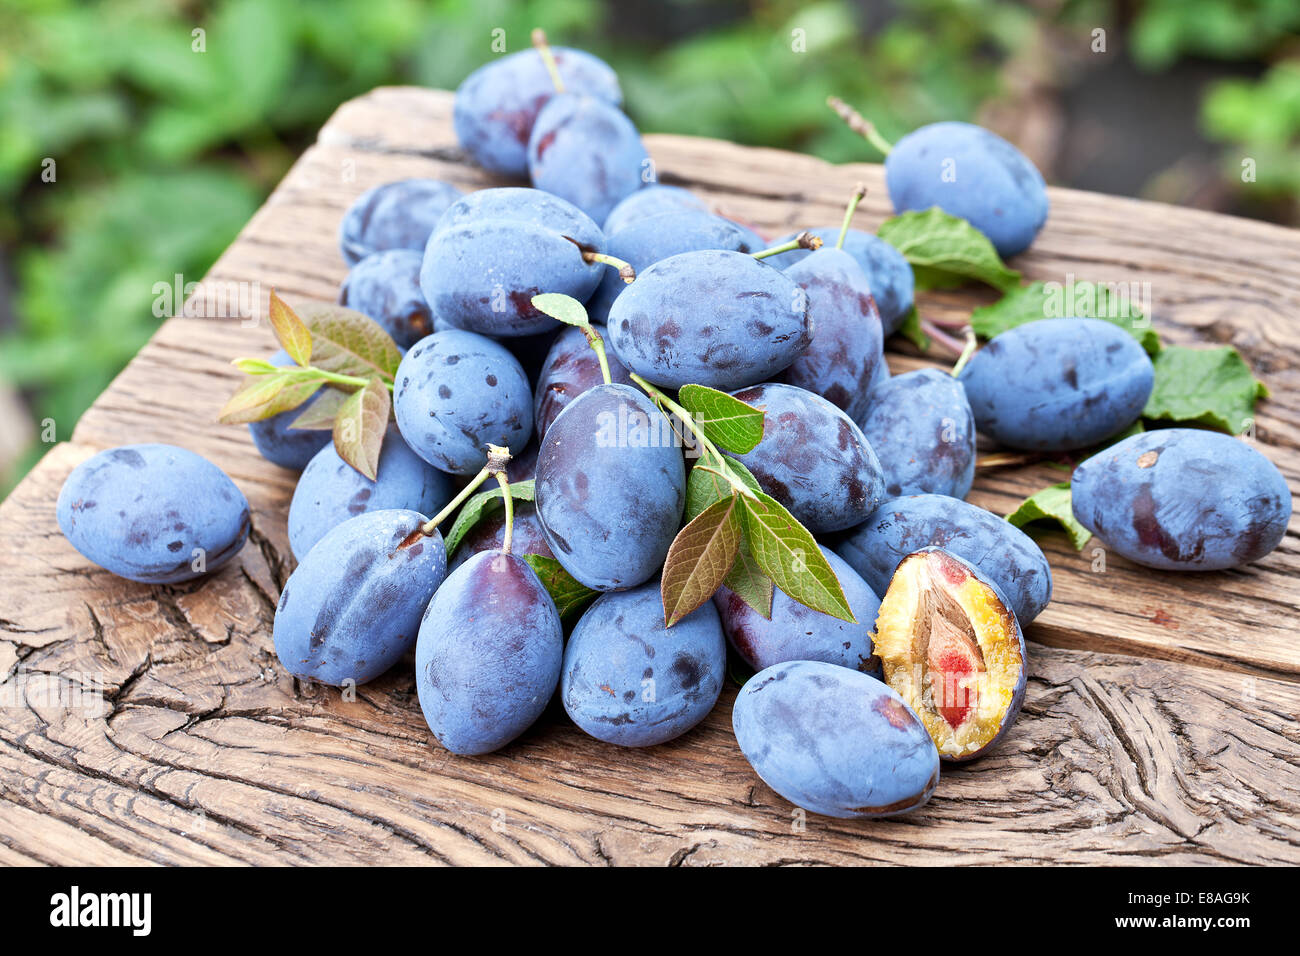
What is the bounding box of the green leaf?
[683,455,761,522]
[231,357,281,374]
[217,372,322,424]
[878,208,1021,292]
[1006,483,1092,550]
[331,378,390,480]
[1143,345,1269,434]
[287,387,350,431]
[268,289,313,366]
[740,491,854,623]
[897,305,929,351]
[297,302,402,380]
[678,384,765,454]
[444,480,537,556]
[524,554,598,621]
[721,535,774,620]
[661,495,744,626]
[970,281,1161,353]
[531,292,589,327]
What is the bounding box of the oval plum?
[859,368,976,499]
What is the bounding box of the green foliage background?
[0,0,1297,496]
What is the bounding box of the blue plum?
[338,249,433,350]
[528,93,649,225]
[732,660,939,818]
[714,545,881,674]
[563,582,725,747]
[874,547,1027,761]
[606,250,811,391]
[57,444,249,584]
[421,188,605,338]
[836,494,1053,623]
[769,228,915,336]
[535,383,686,590]
[729,383,884,533]
[533,324,633,441]
[1071,428,1292,570]
[287,425,456,561]
[273,509,447,687]
[339,179,463,265]
[449,502,554,571]
[958,318,1154,451]
[394,329,533,475]
[859,368,976,498]
[602,184,707,235]
[885,121,1048,258]
[416,550,564,755]
[585,210,763,324]
[454,46,621,178]
[775,247,887,423]
[247,349,335,471]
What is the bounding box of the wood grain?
[1,87,1297,865]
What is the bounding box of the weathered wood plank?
[1,87,1297,864]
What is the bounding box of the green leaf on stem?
[970,281,1161,354]
[897,305,930,351]
[268,289,313,366]
[1143,344,1269,435]
[879,208,1020,292]
[444,479,537,555]
[297,301,402,380]
[524,554,599,620]
[661,494,743,626]
[722,535,774,620]
[217,372,323,424]
[741,491,854,623]
[1006,482,1091,550]
[531,292,590,328]
[683,455,761,521]
[332,377,390,480]
[287,387,350,430]
[678,384,765,454]
[232,357,280,374]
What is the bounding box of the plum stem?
[581,326,614,386]
[496,471,514,554]
[950,327,979,376]
[418,444,513,536]
[532,29,565,94]
[751,231,822,260]
[581,250,636,284]
[919,319,967,358]
[231,359,394,392]
[836,183,867,250]
[827,96,894,156]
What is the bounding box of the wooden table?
[2,88,1297,866]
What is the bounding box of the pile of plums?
[55,34,1292,823]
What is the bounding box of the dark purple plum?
[338,249,433,350]
[247,349,335,471]
[533,324,632,441]
[449,502,554,571]
[602,184,707,234]
[338,179,463,265]
[859,368,976,499]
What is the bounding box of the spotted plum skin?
[860,368,976,498]
[338,250,433,350]
[958,318,1154,451]
[339,179,463,265]
[449,502,555,571]
[732,661,939,819]
[585,210,761,324]
[730,383,885,534]
[535,383,686,591]
[533,324,633,441]
[528,93,648,225]
[421,188,605,338]
[394,329,533,476]
[1072,429,1292,570]
[715,546,881,675]
[563,582,725,747]
[453,46,621,178]
[769,228,915,336]
[247,349,335,470]
[288,425,456,561]
[776,247,887,423]
[602,184,707,235]
[57,444,249,584]
[885,122,1048,258]
[273,509,446,687]
[416,551,563,755]
[836,494,1052,623]
[607,250,811,391]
